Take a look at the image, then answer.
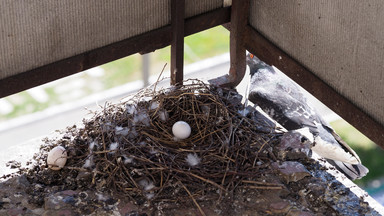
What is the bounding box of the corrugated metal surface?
[0,0,223,80]
[249,0,384,126]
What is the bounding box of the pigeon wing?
[249,90,318,133]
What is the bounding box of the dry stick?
[179,181,206,216]
[191,94,203,139]
[165,92,214,99]
[192,126,231,143]
[92,170,98,185]
[154,172,171,200]
[152,121,173,138]
[172,169,226,191]
[121,165,140,189]
[241,180,284,186]
[143,165,156,186]
[153,63,167,93]
[252,154,258,168]
[107,165,120,189]
[65,166,102,174]
[141,131,180,147]
[93,150,115,154]
[101,128,107,156]
[160,170,164,187]
[99,157,116,167]
[221,156,231,186]
[225,151,240,192]
[207,153,236,162]
[177,148,216,153]
[243,186,283,190]
[230,118,244,146]
[257,139,269,154]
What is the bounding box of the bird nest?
[26,79,282,207]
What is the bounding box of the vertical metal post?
[171,0,185,86]
[208,0,249,87]
[142,54,150,87]
[227,0,248,87]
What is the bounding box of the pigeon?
[246,53,369,180]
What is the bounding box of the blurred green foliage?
[101,26,229,87]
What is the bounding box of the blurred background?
[1,26,384,204]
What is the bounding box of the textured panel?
[185,0,223,18]
[0,0,224,80]
[0,0,171,80]
[250,0,384,126]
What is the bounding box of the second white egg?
[47,146,67,171]
[172,121,191,139]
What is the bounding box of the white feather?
[83,156,94,168]
[294,127,314,143]
[115,126,129,136]
[186,153,201,166]
[150,101,159,110]
[96,193,107,201]
[123,155,133,164]
[126,104,136,114]
[145,193,155,199]
[312,136,359,164]
[238,108,250,117]
[140,96,152,102]
[158,110,169,121]
[89,141,97,151]
[109,142,119,152]
[139,179,155,191]
[133,111,150,126]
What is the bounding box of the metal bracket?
[209,0,249,88]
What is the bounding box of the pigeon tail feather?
[328,160,369,180]
[312,136,359,164]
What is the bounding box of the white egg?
[172,121,191,139]
[47,146,67,170]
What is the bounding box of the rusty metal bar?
[227,0,248,87]
[170,0,185,86]
[0,7,230,98]
[244,25,384,148]
[140,7,231,55]
[209,0,248,88]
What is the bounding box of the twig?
[173,169,226,191]
[241,180,284,186]
[179,181,206,216]
[153,63,167,93]
[242,186,283,190]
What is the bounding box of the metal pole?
[170,0,185,86]
[142,54,150,87]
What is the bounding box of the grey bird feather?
[247,53,368,180]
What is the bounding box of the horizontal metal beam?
[0,7,231,98]
[244,25,384,148]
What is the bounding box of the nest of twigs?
[28,79,282,206]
